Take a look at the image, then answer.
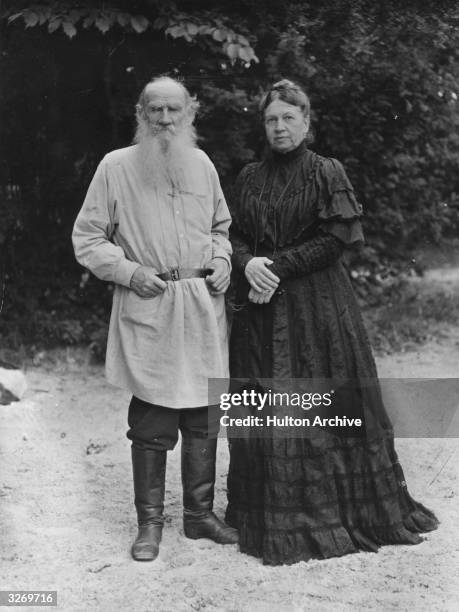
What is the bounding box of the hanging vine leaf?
[166,24,186,39]
[185,22,199,36]
[235,34,250,46]
[62,22,77,39]
[212,28,227,42]
[238,46,259,64]
[37,8,51,26]
[225,43,240,63]
[4,3,259,65]
[166,24,181,38]
[198,25,214,36]
[82,11,97,29]
[117,13,131,28]
[24,11,39,28]
[95,16,110,34]
[130,15,149,34]
[7,13,23,23]
[48,18,61,34]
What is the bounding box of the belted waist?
[157,267,212,281]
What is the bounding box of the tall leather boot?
[182,436,238,544]
[131,446,166,561]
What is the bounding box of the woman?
[225,80,438,566]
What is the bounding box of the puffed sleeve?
[316,158,364,246]
[228,165,256,272]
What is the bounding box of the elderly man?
[72,76,237,561]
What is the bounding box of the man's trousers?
[126,396,221,450]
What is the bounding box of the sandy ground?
[1,270,459,611]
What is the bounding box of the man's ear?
[184,107,195,126]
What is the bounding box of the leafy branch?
[5,3,259,64]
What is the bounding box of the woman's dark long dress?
[225,140,438,566]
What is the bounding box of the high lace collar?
[269,139,309,164]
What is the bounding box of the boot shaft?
[181,436,239,544]
[181,436,217,513]
[131,446,167,525]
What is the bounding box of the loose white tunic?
[72,145,231,408]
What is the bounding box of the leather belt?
[157,267,212,281]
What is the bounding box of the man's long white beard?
[134,120,197,189]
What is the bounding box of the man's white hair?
[135,76,200,122]
[133,76,199,186]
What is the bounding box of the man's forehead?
[144,81,187,106]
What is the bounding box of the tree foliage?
[1,0,459,353]
[5,1,259,64]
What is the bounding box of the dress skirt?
[225,262,439,566]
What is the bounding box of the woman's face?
[264,99,310,153]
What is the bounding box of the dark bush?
[1,1,458,355]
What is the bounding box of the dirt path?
[1,270,459,611]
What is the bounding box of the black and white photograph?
[1,1,458,610]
